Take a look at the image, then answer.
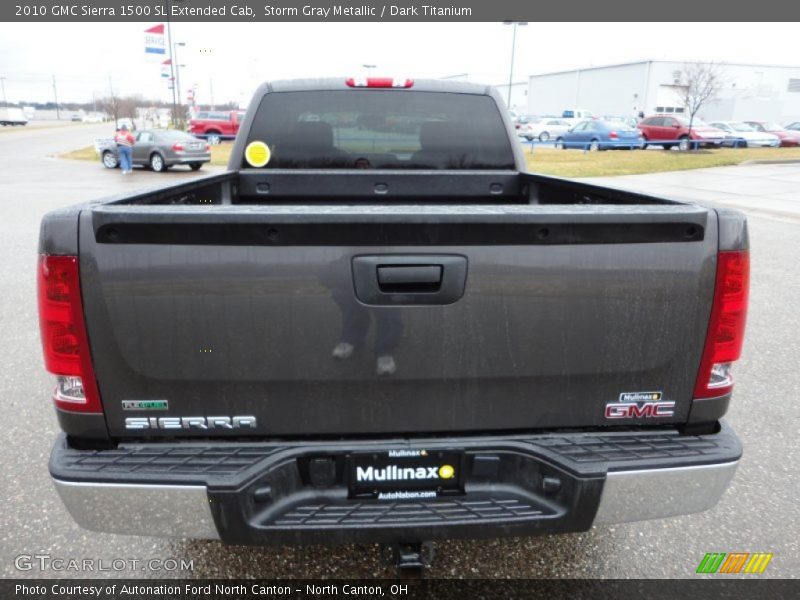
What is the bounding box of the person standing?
[114,124,135,174]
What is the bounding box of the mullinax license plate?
[349,449,464,500]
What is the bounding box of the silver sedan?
[100,129,212,172]
[710,121,780,148]
[519,118,574,142]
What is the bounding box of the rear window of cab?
[195,111,231,121]
[243,90,515,170]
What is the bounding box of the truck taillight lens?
[37,255,103,413]
[693,251,750,399]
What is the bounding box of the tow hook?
[382,541,436,578]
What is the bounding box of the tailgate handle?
[352,255,467,306]
[377,265,442,292]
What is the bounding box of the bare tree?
[117,95,142,128]
[96,94,163,130]
[96,95,121,127]
[676,62,725,150]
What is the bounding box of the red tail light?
[345,77,414,88]
[37,255,103,413]
[205,143,210,151]
[693,251,750,398]
[172,142,184,151]
[609,131,618,139]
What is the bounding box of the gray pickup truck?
[39,78,748,570]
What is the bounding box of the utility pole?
[0,77,7,108]
[52,75,60,120]
[108,74,117,125]
[209,78,214,109]
[503,22,527,109]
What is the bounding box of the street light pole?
[165,18,177,127]
[174,42,186,127]
[0,77,7,108]
[362,64,377,79]
[503,22,527,109]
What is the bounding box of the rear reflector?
[346,77,414,88]
[693,251,750,399]
[37,255,103,413]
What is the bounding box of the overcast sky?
[1,22,799,106]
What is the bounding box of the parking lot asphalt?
[584,162,800,221]
[1,125,798,578]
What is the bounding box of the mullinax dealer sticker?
[606,390,673,419]
[618,391,662,402]
[244,141,271,167]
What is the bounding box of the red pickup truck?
[188,110,245,144]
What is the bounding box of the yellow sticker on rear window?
[245,141,271,167]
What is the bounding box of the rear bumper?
[603,140,642,150]
[50,422,741,544]
[693,139,725,147]
[165,154,211,165]
[191,132,235,140]
[724,139,780,148]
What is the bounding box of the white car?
[710,121,780,148]
[519,118,574,142]
[82,113,106,123]
[114,118,136,131]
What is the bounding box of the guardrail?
[520,136,755,153]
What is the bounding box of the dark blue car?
[555,119,643,151]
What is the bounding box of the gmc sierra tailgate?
[78,201,717,439]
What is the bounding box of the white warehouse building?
[440,73,529,113]
[526,60,800,123]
